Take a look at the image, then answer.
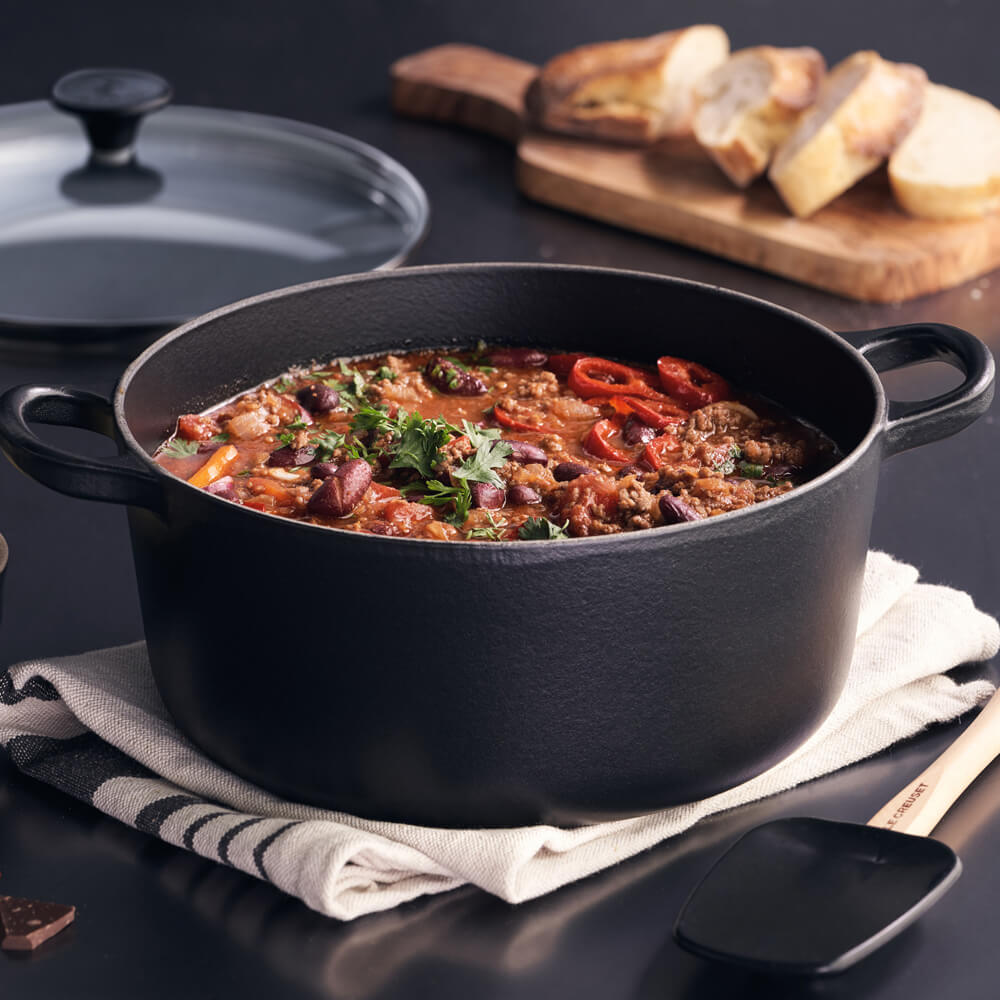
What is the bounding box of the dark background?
[2,2,999,998]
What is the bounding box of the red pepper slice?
[592,395,633,417]
[656,356,730,409]
[583,419,632,463]
[568,357,670,401]
[641,433,683,470]
[493,403,554,434]
[583,398,633,428]
[241,496,274,511]
[547,352,590,377]
[608,395,688,428]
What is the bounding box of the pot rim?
[0,531,7,575]
[0,101,431,332]
[113,262,887,549]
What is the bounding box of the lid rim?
[0,100,430,337]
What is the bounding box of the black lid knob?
[51,68,172,165]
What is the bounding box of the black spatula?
[674,687,1000,976]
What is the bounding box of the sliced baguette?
[525,25,729,144]
[769,51,926,217]
[889,83,1000,220]
[693,46,825,187]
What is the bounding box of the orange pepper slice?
[187,445,240,488]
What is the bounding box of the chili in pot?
[156,345,836,540]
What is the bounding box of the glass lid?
[0,69,429,340]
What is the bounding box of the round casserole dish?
[0,264,993,827]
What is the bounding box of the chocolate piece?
[0,895,75,951]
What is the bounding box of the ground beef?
[512,370,560,398]
[505,462,557,492]
[370,370,434,406]
[616,475,660,530]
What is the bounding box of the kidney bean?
[764,463,798,480]
[616,464,644,478]
[486,347,548,367]
[312,462,339,479]
[554,461,595,481]
[470,482,505,509]
[267,445,316,468]
[659,493,703,525]
[506,484,541,505]
[296,383,340,414]
[307,458,372,517]
[507,440,549,465]
[425,357,487,395]
[623,416,656,445]
[204,476,238,501]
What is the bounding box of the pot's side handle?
[840,324,996,457]
[0,385,162,512]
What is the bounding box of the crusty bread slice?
[768,51,926,217]
[693,46,825,187]
[889,83,1000,220]
[525,26,729,144]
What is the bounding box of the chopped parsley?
[161,438,200,459]
[308,429,369,463]
[466,511,508,541]
[347,367,368,399]
[389,412,461,478]
[286,418,309,430]
[276,430,296,448]
[272,376,295,394]
[348,406,462,475]
[380,418,512,522]
[462,421,501,450]
[452,422,512,488]
[210,432,231,443]
[374,365,397,382]
[711,444,742,476]
[310,361,369,410]
[309,429,346,462]
[518,517,569,541]
[403,479,472,526]
[737,460,765,479]
[440,356,494,375]
[427,359,465,392]
[350,403,399,438]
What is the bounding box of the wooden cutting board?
[391,44,1000,303]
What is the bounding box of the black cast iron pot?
[0,265,993,827]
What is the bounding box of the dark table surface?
[2,1,1000,997]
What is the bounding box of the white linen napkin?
[1,551,997,921]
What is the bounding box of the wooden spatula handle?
[390,44,536,144]
[867,687,1000,837]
